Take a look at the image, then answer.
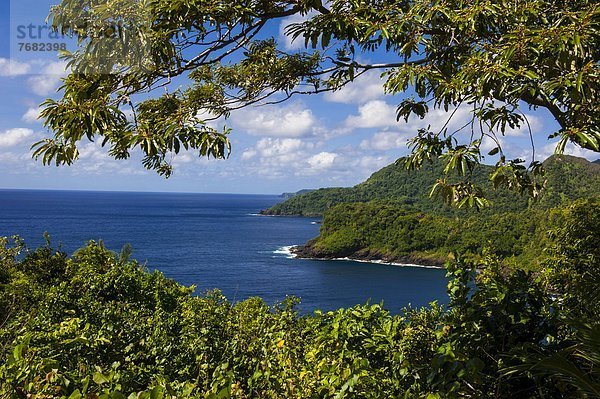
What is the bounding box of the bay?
[0,189,448,313]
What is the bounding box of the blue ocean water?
[0,189,449,313]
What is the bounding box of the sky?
[0,0,597,194]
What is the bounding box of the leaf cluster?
[0,233,596,398]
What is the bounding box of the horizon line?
[0,187,292,196]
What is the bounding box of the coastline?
[277,245,445,270]
[259,210,323,218]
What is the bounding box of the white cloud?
[344,101,543,141]
[240,138,319,177]
[22,107,42,123]
[73,141,148,176]
[0,152,28,163]
[294,152,393,178]
[359,130,411,151]
[231,103,316,138]
[345,100,397,128]
[307,152,337,170]
[0,128,35,148]
[480,134,504,153]
[324,70,386,104]
[78,141,108,163]
[241,149,257,161]
[0,58,31,77]
[278,12,317,50]
[173,153,194,165]
[355,155,392,171]
[532,141,599,163]
[245,137,310,159]
[239,137,394,182]
[27,61,69,96]
[503,113,543,137]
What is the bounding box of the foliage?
[35,0,599,198]
[545,197,600,320]
[1,234,596,398]
[510,322,600,398]
[297,199,557,269]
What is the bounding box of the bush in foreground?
[1,200,599,397]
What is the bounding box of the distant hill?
[280,189,316,199]
[536,155,600,208]
[262,155,600,217]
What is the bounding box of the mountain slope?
[286,155,600,269]
[262,155,600,217]
[537,155,600,208]
[292,201,552,268]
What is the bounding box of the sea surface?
[0,190,449,313]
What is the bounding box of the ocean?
[0,189,449,313]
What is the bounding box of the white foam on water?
[273,246,298,259]
[273,246,441,269]
[330,257,442,269]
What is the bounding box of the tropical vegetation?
[32,0,599,205]
[1,197,599,397]
[294,200,548,268]
[263,155,600,217]
[275,155,600,268]
[2,0,599,397]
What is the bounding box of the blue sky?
[0,0,597,194]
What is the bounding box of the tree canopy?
[35,0,599,204]
[1,218,599,397]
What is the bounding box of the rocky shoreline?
[291,243,446,269]
[258,209,322,218]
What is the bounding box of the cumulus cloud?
[0,151,30,164]
[0,58,31,76]
[239,138,315,177]
[27,61,69,96]
[355,155,393,171]
[345,100,397,129]
[231,103,317,138]
[503,113,544,137]
[22,107,42,123]
[278,12,317,50]
[172,153,194,165]
[73,141,148,175]
[358,104,472,134]
[529,141,599,164]
[324,70,386,104]
[241,138,311,160]
[307,152,337,170]
[0,128,35,148]
[239,137,392,182]
[78,141,109,163]
[345,101,542,138]
[359,130,412,151]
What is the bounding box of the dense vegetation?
[294,201,552,268]
[1,198,599,398]
[263,155,600,217]
[5,1,598,397]
[37,1,599,208]
[280,190,316,200]
[267,155,600,267]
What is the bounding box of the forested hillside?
[293,201,555,269]
[273,155,600,267]
[262,155,600,217]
